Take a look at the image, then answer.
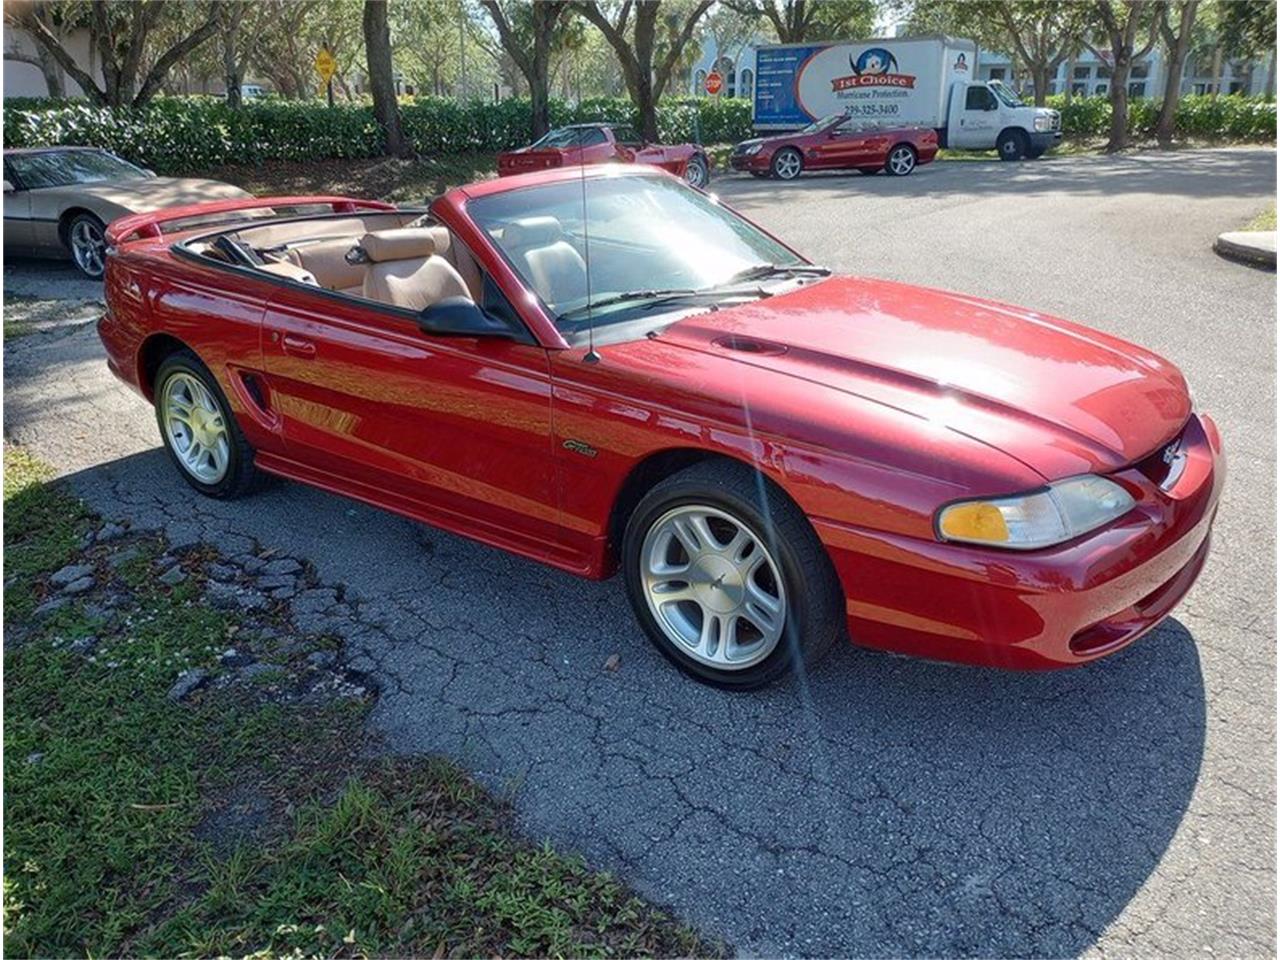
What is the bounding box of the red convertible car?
[98,167,1221,689]
[731,114,938,179]
[498,122,710,188]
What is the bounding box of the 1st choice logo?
[831,48,916,91]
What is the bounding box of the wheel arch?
[137,332,195,402]
[605,446,798,573]
[57,206,101,249]
[998,126,1029,147]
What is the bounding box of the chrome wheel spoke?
[161,371,231,485]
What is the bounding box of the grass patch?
[1244,204,1276,231]
[3,446,721,958]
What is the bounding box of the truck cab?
[944,79,1061,159]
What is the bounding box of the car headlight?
[936,475,1134,550]
[1034,115,1052,132]
[743,143,762,156]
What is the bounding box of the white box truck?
[751,34,1061,159]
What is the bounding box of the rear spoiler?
[105,195,397,246]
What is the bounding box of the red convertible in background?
[97,167,1221,689]
[498,122,710,188]
[731,113,939,179]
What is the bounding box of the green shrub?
[5,92,1268,175]
[1043,92,1275,141]
[4,94,756,175]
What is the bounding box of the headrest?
[426,224,452,254]
[360,227,437,263]
[502,216,563,248]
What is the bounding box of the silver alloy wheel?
[683,157,708,188]
[70,217,106,277]
[888,146,916,176]
[640,504,788,670]
[160,371,231,484]
[774,150,802,180]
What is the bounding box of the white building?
[3,26,102,98]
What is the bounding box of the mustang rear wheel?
[622,460,845,689]
[155,349,263,499]
[67,212,107,279]
[683,155,709,188]
[771,147,803,181]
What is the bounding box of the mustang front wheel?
[885,144,917,176]
[155,350,263,499]
[622,460,844,689]
[67,212,107,279]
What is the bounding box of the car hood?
[66,177,250,211]
[650,276,1190,478]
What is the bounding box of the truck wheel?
[884,144,917,176]
[997,129,1028,161]
[771,148,803,181]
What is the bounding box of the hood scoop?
[713,334,788,357]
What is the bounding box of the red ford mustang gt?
[498,122,710,188]
[97,167,1222,689]
[731,114,939,179]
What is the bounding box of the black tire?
[855,166,881,175]
[884,143,917,176]
[1026,146,1047,159]
[683,154,709,189]
[65,211,107,279]
[997,129,1028,161]
[622,459,845,690]
[771,147,804,181]
[153,349,264,499]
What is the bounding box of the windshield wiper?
[724,263,832,284]
[557,286,763,323]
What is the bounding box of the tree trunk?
[1266,51,1276,100]
[1209,44,1222,96]
[1064,57,1075,103]
[223,20,243,107]
[363,0,410,157]
[1107,57,1133,150]
[1156,2,1198,147]
[1031,64,1050,105]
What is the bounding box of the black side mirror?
[417,296,514,338]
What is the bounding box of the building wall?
[4,27,101,99]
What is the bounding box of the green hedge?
[4,95,755,175]
[1045,93,1276,140]
[4,92,1268,175]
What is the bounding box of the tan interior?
[358,227,470,311]
[284,238,367,296]
[502,216,587,306]
[259,260,319,285]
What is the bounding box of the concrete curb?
[1214,230,1277,269]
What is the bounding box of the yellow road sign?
[315,48,337,83]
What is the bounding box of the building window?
[1129,81,1146,97]
[1097,65,1112,79]
[1072,81,1088,95]
[1073,65,1091,80]
[989,67,1006,80]
[740,68,753,99]
[1132,62,1150,79]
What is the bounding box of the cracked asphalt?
[4,147,1274,957]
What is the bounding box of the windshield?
[468,173,804,332]
[6,149,147,189]
[799,114,845,135]
[532,127,595,148]
[989,80,1025,107]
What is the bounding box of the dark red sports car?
[498,122,709,188]
[731,114,939,179]
[97,166,1221,689]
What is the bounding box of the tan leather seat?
[359,228,470,310]
[502,217,587,307]
[286,238,367,295]
[425,225,483,301]
[260,260,318,285]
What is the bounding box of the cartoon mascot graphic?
[851,48,899,77]
[829,47,915,91]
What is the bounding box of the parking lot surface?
[5,147,1275,957]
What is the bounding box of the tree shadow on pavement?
[52,448,1208,958]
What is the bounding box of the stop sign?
[705,71,723,96]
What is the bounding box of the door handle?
[281,334,316,358]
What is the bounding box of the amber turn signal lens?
[938,502,1009,543]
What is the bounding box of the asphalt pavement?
[4,147,1275,957]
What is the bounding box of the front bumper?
[1029,130,1062,151]
[813,413,1224,669]
[730,151,771,173]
